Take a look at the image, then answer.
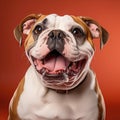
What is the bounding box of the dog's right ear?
[14,14,42,46]
[80,16,109,49]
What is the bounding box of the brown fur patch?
[71,16,94,49]
[24,15,47,50]
[94,80,105,120]
[9,78,25,120]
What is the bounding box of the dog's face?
[14,14,109,90]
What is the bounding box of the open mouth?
[31,50,87,84]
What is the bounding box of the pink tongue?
[44,55,66,73]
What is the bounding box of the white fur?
[17,66,99,120]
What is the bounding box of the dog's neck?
[50,74,88,94]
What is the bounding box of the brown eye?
[71,27,85,38]
[34,25,42,35]
[72,28,80,34]
[72,28,84,37]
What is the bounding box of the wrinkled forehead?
[36,14,85,30]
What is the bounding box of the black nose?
[47,30,65,52]
[48,30,65,40]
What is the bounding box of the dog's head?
[14,14,109,90]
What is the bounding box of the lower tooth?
[43,72,46,76]
[40,68,46,75]
[63,73,69,82]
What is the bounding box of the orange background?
[0,0,120,119]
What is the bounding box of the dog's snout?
[48,30,65,40]
[47,30,65,53]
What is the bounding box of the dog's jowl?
[8,14,109,120]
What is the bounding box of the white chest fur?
[17,66,99,120]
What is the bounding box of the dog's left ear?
[14,14,42,46]
[80,17,109,49]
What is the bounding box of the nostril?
[58,32,65,39]
[48,31,55,39]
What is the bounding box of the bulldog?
[8,14,109,120]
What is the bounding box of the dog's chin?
[30,50,88,90]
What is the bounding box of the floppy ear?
[14,14,41,46]
[80,17,109,49]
